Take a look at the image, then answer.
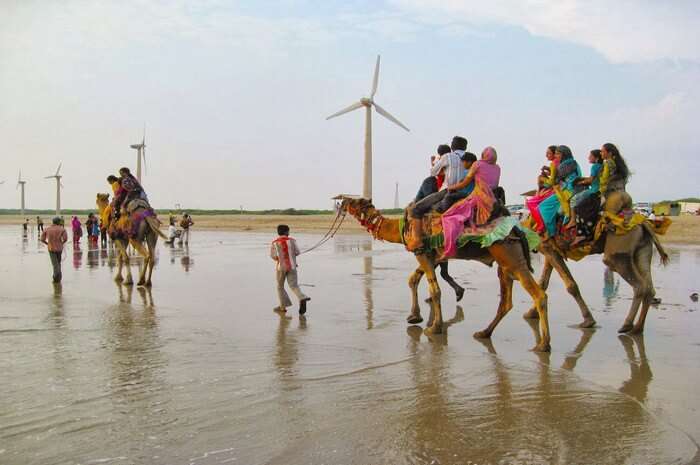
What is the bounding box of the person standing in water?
[37,216,44,233]
[40,217,68,283]
[270,224,311,314]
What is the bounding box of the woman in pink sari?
[441,146,501,258]
[526,145,558,233]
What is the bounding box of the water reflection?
[471,327,659,464]
[103,283,170,450]
[618,335,652,403]
[363,255,374,330]
[603,267,620,309]
[72,247,83,270]
[86,243,100,269]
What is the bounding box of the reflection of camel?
[338,196,551,351]
[96,193,166,286]
[523,191,669,334]
[473,327,659,464]
[618,334,652,403]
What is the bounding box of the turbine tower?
[130,125,147,183]
[326,55,409,200]
[394,182,399,209]
[45,163,63,216]
[17,171,26,217]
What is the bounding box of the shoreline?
[2,213,698,244]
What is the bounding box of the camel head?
[96,193,110,212]
[334,195,399,241]
[335,195,376,218]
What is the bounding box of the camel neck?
[346,202,403,244]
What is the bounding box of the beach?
[3,213,699,243]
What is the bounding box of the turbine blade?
[370,55,380,98]
[18,170,21,183]
[56,163,62,176]
[142,123,146,145]
[326,101,364,120]
[373,102,410,132]
[142,147,147,175]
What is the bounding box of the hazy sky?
[1,0,699,210]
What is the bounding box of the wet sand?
[1,227,699,464]
[3,213,700,243]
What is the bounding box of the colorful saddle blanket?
[403,214,540,253]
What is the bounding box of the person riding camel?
[114,167,149,216]
[537,145,582,239]
[407,136,470,251]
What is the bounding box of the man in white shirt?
[407,136,469,250]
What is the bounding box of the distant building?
[679,202,700,215]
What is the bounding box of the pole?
[20,185,25,217]
[363,105,372,200]
[136,148,142,183]
[56,179,61,216]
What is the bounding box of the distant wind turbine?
[130,125,147,183]
[394,182,399,209]
[326,55,409,200]
[45,163,63,216]
[17,171,27,217]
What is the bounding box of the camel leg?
[630,243,655,334]
[114,241,124,282]
[607,255,644,333]
[516,267,551,352]
[474,266,513,339]
[416,254,443,335]
[523,258,553,319]
[145,234,157,287]
[547,251,596,328]
[438,262,465,302]
[407,267,425,324]
[130,239,150,286]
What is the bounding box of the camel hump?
[604,191,633,216]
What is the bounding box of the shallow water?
[1,226,699,465]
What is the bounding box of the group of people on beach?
[404,136,631,256]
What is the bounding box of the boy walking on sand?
[270,224,311,314]
[40,217,68,283]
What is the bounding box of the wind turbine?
[326,55,409,200]
[130,125,147,183]
[394,182,399,209]
[17,171,26,217]
[45,163,63,216]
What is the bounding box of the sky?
[1,0,699,210]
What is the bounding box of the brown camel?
[337,196,552,352]
[522,190,669,334]
[96,193,166,287]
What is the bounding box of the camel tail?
[642,222,669,266]
[146,216,168,239]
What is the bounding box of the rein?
[299,209,346,255]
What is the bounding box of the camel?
[96,193,166,287]
[522,190,669,335]
[336,196,552,352]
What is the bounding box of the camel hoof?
[629,326,644,335]
[406,315,423,325]
[424,325,442,336]
[534,342,551,353]
[424,297,432,304]
[137,280,146,287]
[114,275,124,283]
[618,323,633,333]
[145,281,152,288]
[456,288,465,302]
[473,330,491,339]
[579,318,597,329]
[123,279,134,286]
[523,309,539,320]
